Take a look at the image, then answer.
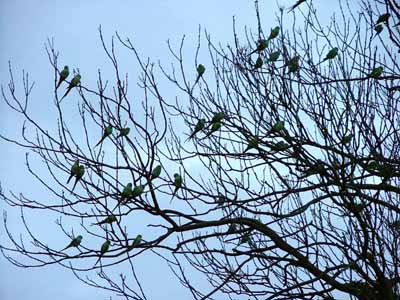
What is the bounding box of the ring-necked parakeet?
[376,13,390,25]
[270,120,285,133]
[94,240,110,266]
[249,39,268,55]
[369,66,383,78]
[253,57,263,70]
[194,64,206,85]
[288,0,306,12]
[67,160,80,184]
[211,112,225,123]
[56,66,69,90]
[116,127,130,138]
[151,165,162,180]
[244,137,259,152]
[61,74,81,99]
[364,160,379,173]
[286,56,300,73]
[72,165,85,191]
[268,26,280,41]
[93,215,117,226]
[121,183,133,201]
[188,119,206,140]
[322,47,338,62]
[129,234,142,249]
[131,185,145,198]
[62,235,82,251]
[95,125,113,147]
[172,173,182,198]
[271,141,290,151]
[268,51,280,62]
[205,122,222,138]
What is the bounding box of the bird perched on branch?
[56,66,69,90]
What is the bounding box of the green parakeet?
[376,13,390,25]
[270,120,285,133]
[369,66,383,78]
[271,141,290,151]
[253,57,263,70]
[130,234,142,248]
[211,112,225,123]
[116,127,130,138]
[194,64,206,85]
[121,183,133,201]
[288,0,306,12]
[286,56,300,73]
[61,74,81,99]
[95,125,113,147]
[56,66,69,90]
[341,134,353,144]
[244,137,259,152]
[66,160,80,184]
[72,165,85,191]
[268,51,280,62]
[151,165,162,180]
[93,215,117,226]
[94,240,111,266]
[131,185,145,198]
[188,119,206,140]
[249,39,268,55]
[172,173,182,197]
[268,26,280,40]
[205,122,222,138]
[62,235,82,251]
[322,47,338,62]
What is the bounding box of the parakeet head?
[197,64,205,75]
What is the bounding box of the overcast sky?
[0,1,354,299]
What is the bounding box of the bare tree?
[1,0,400,299]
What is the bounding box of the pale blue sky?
[0,1,355,299]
